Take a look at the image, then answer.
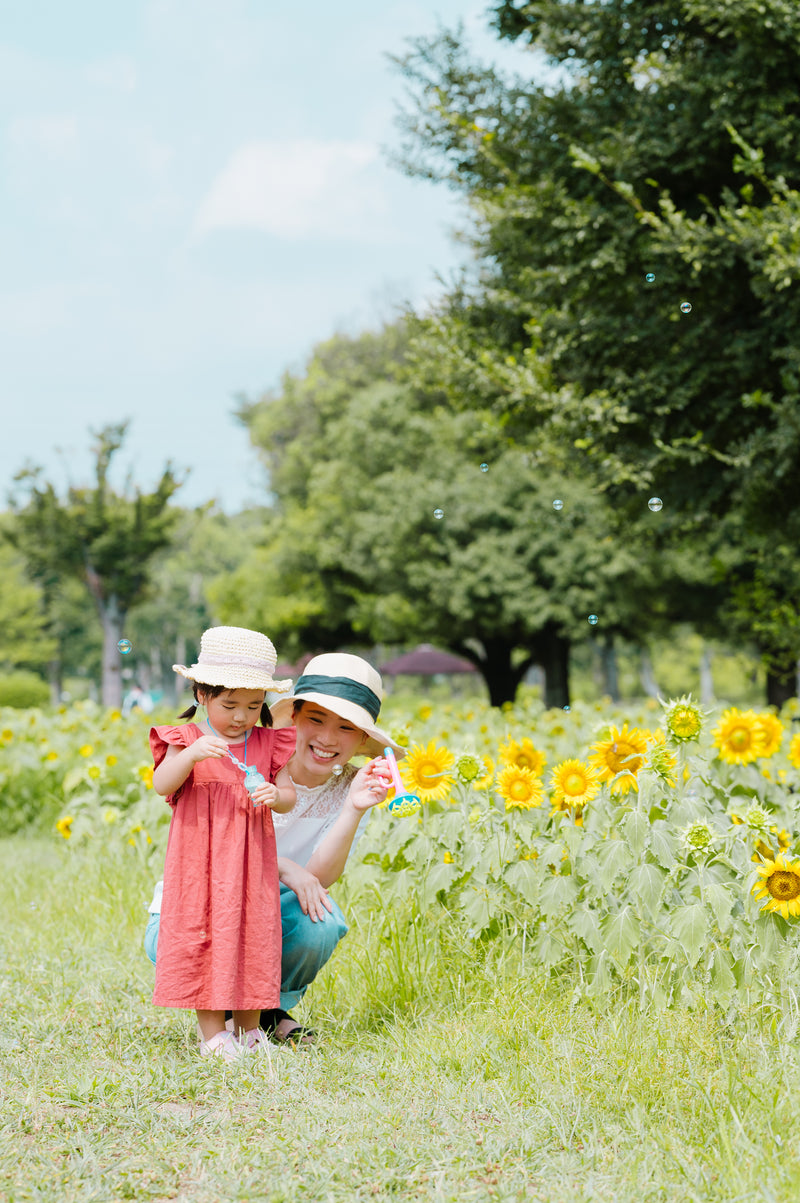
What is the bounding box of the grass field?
[3,836,800,1203]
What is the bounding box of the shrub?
[0,672,49,709]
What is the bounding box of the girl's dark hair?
[178,683,273,727]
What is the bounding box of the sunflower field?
[5,693,800,1015]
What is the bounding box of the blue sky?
[0,1,535,511]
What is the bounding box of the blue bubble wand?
[384,746,421,817]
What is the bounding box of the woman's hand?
[348,756,392,812]
[279,861,333,922]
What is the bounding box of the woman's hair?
[178,683,273,727]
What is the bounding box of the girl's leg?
[231,1010,261,1036]
[196,1010,228,1041]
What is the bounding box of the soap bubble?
[331,764,343,776]
[117,639,133,655]
[680,301,692,314]
[648,497,663,512]
[645,272,655,283]
[563,705,571,712]
[588,614,599,626]
[552,499,564,511]
[479,462,489,473]
[433,509,444,520]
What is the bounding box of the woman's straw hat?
[173,626,293,693]
[270,652,404,759]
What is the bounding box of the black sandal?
[259,1007,317,1046]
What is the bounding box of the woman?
[145,652,403,1045]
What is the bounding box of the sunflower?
[663,696,704,743]
[752,854,800,918]
[790,733,800,770]
[754,712,784,759]
[549,759,600,810]
[456,753,482,784]
[498,737,547,776]
[496,765,543,811]
[712,708,764,765]
[682,821,715,856]
[473,755,496,791]
[401,740,455,801]
[55,815,73,840]
[589,724,648,794]
[752,827,792,863]
[646,729,677,788]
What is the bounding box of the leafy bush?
[0,672,49,709]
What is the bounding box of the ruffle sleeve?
[268,727,296,778]
[149,723,198,770]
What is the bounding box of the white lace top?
[148,762,369,913]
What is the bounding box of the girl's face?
[200,688,265,743]
[291,702,367,784]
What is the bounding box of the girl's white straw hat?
[173,626,293,693]
[270,652,404,760]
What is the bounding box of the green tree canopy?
[7,423,182,707]
[393,0,800,701]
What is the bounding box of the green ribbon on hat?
[293,674,381,720]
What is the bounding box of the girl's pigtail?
[260,702,273,728]
[178,703,198,721]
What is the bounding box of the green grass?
[2,838,800,1202]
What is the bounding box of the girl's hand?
[349,756,392,812]
[279,862,333,922]
[190,735,229,763]
[251,780,280,809]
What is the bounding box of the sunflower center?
[417,761,440,786]
[729,726,752,751]
[564,772,585,796]
[511,780,532,801]
[607,742,642,774]
[767,870,800,901]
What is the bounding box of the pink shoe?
[242,1027,272,1052]
[198,1030,247,1061]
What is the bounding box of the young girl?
[151,625,296,1060]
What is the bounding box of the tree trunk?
[99,595,125,708]
[600,634,619,702]
[766,663,798,708]
[639,647,659,698]
[47,657,62,707]
[539,630,570,710]
[462,639,529,707]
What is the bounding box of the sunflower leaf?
[569,907,603,953]
[628,862,665,920]
[585,950,613,997]
[419,861,460,906]
[538,873,578,917]
[649,821,678,870]
[601,905,640,967]
[669,903,709,967]
[595,839,630,891]
[623,810,650,857]
[504,860,540,905]
[705,881,735,933]
[709,948,737,1002]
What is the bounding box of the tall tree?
[395,0,800,702]
[7,424,181,707]
[231,329,677,706]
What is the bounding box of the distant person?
[150,626,298,1060]
[145,652,399,1050]
[122,685,154,716]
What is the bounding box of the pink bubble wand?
[384,746,421,817]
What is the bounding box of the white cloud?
[193,138,388,240]
[8,113,79,159]
[85,56,138,93]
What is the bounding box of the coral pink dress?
[151,723,295,1011]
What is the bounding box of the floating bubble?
[479,463,489,473]
[331,764,343,776]
[680,301,692,314]
[117,639,133,655]
[588,614,599,626]
[645,272,655,283]
[648,496,663,512]
[552,499,564,511]
[433,509,444,520]
[563,705,571,712]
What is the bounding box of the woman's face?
[291,702,367,783]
